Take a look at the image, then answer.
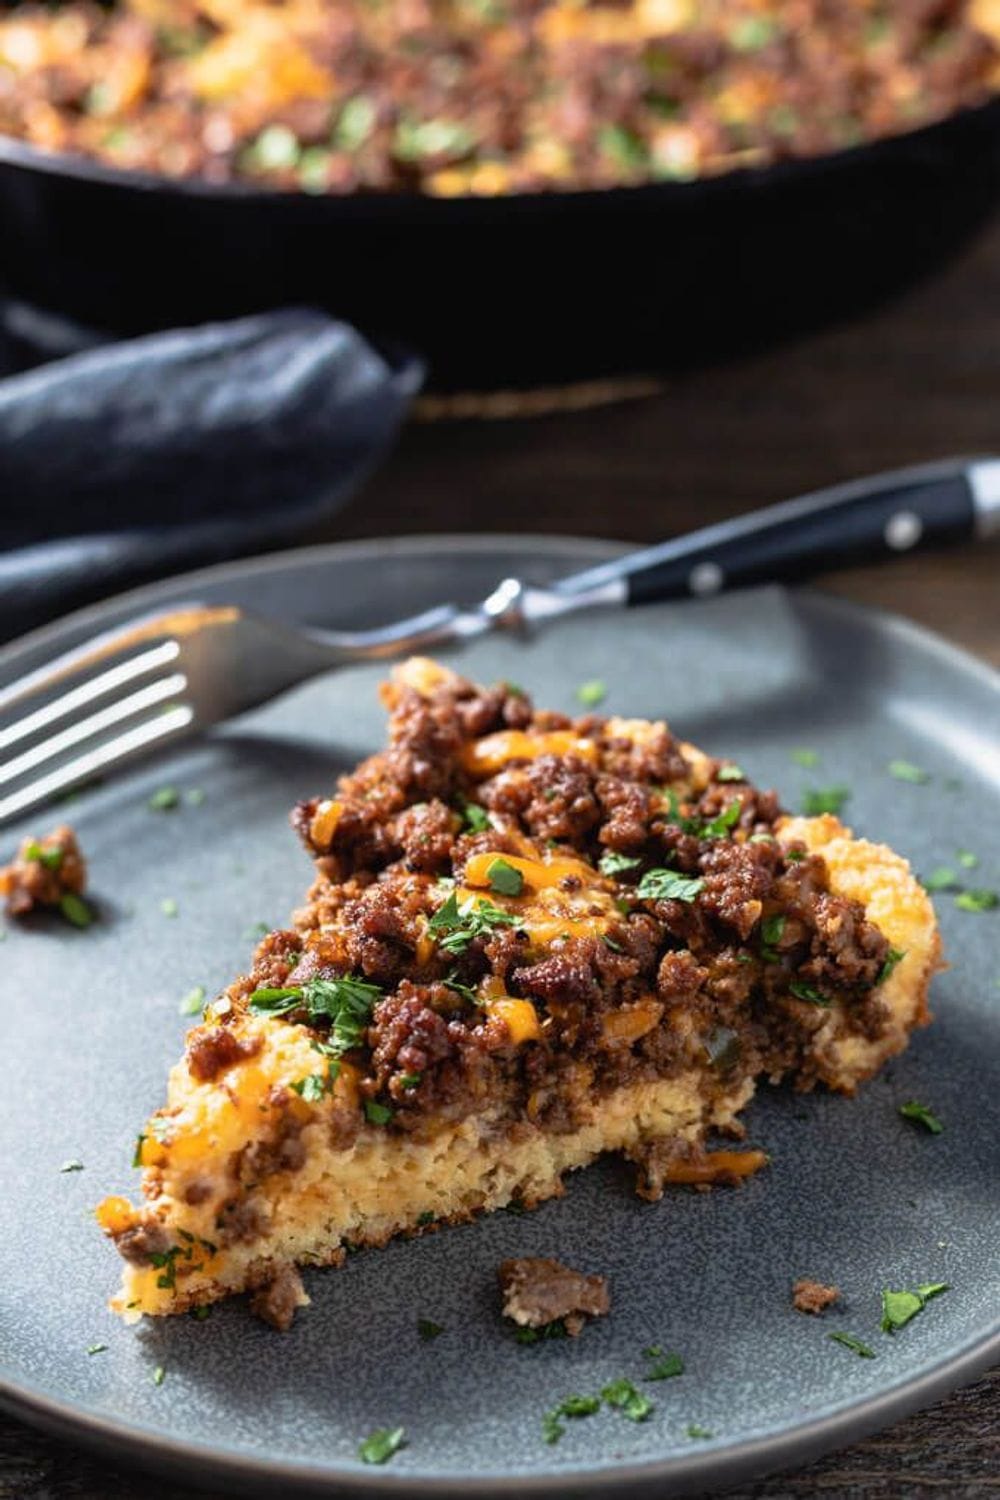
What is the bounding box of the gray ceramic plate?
[1,536,998,1499]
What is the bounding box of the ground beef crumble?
[792,1278,840,1315]
[498,1256,610,1336]
[249,1266,309,1332]
[219,664,894,1165]
[0,824,87,917]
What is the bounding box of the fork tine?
[0,704,195,824]
[0,673,188,788]
[0,641,181,751]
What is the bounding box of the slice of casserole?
[98,658,940,1322]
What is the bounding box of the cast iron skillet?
[1,95,999,389]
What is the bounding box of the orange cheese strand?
[463,849,599,893]
[601,998,664,1045]
[462,730,597,776]
[485,996,542,1044]
[661,1149,769,1185]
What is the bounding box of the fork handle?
[554,457,999,605]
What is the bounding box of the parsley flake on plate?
[828,1331,876,1358]
[888,759,930,784]
[152,1365,166,1386]
[160,897,179,918]
[60,1159,84,1172]
[86,1342,108,1355]
[178,985,205,1016]
[899,1100,943,1134]
[542,1393,602,1443]
[791,748,820,767]
[148,786,180,812]
[880,1282,949,1332]
[922,866,959,892]
[601,1378,653,1423]
[686,1423,713,1440]
[358,1426,406,1465]
[486,858,524,897]
[417,1318,444,1341]
[956,849,978,869]
[644,1349,684,1381]
[801,785,850,816]
[636,868,704,903]
[576,679,607,708]
[954,889,998,913]
[59,893,93,929]
[515,1319,567,1344]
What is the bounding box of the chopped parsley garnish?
[954,889,998,913]
[358,1426,406,1465]
[643,1349,684,1381]
[515,1319,567,1343]
[599,850,642,877]
[801,785,850,816]
[877,947,906,986]
[416,1211,435,1226]
[686,1423,713,1440]
[160,897,178,918]
[487,857,524,897]
[576,679,607,707]
[426,890,518,955]
[923,866,959,892]
[399,1072,422,1090]
[601,1378,653,1423]
[132,1133,146,1168]
[417,1318,444,1341]
[152,1365,166,1386]
[442,974,480,1005]
[636,868,704,903]
[880,1282,949,1332]
[899,1100,943,1134]
[791,748,819,767]
[60,1159,84,1172]
[185,787,205,806]
[716,764,746,782]
[828,1331,876,1358]
[364,1099,393,1126]
[190,1305,211,1321]
[542,1394,602,1443]
[148,786,180,812]
[956,849,978,869]
[460,799,491,833]
[700,799,743,839]
[291,1072,331,1103]
[248,974,382,1056]
[760,913,785,961]
[59,893,93,928]
[789,981,829,1006]
[87,1342,107,1355]
[888,759,930,784]
[178,985,205,1016]
[24,840,64,870]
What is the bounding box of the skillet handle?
[553,457,1000,606]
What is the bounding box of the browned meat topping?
[499,1255,610,1336]
[249,1265,309,1332]
[185,1025,263,1083]
[0,824,87,917]
[0,2,995,196]
[210,665,895,1188]
[792,1278,840,1315]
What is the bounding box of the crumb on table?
[792,1278,840,1315]
[498,1256,610,1337]
[0,825,87,917]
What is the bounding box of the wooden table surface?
[4,210,999,1500]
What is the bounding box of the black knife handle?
[554,457,998,606]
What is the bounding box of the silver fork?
[0,579,617,825]
[2,453,996,825]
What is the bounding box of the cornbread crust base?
[109,812,939,1322]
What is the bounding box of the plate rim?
[1,531,998,1497]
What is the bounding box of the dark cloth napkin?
[0,302,423,641]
